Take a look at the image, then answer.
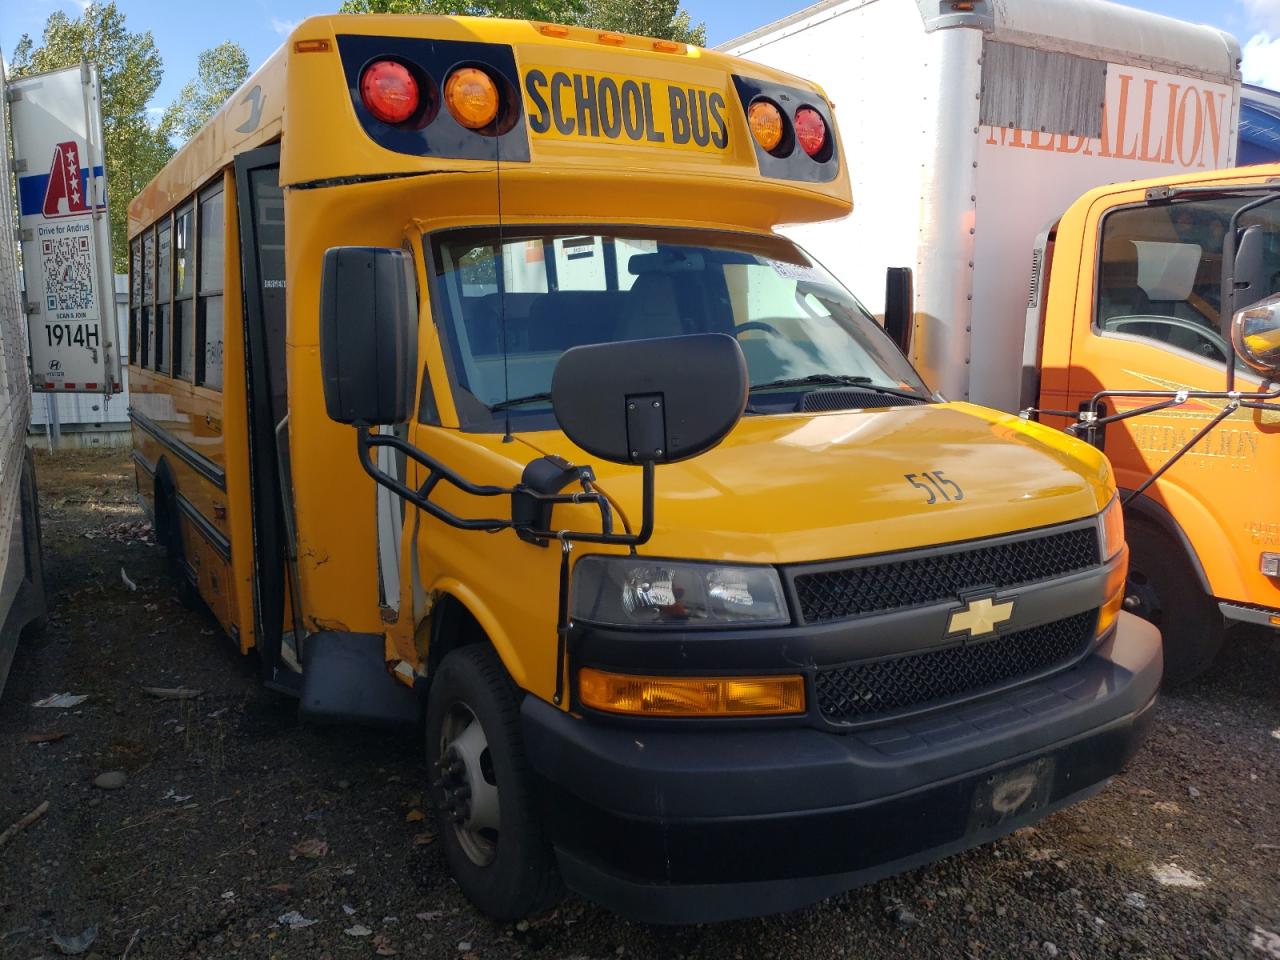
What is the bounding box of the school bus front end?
[130,15,1160,923]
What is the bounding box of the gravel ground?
[1,447,1279,960]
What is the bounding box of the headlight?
[571,556,789,628]
[1098,497,1125,561]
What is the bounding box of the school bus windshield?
[428,226,928,428]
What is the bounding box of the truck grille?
[792,525,1099,624]
[814,610,1098,724]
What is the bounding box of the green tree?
[160,41,250,144]
[11,2,171,272]
[336,0,705,44]
[338,0,588,19]
[578,0,705,45]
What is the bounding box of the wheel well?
[1121,494,1213,597]
[152,460,178,552]
[428,594,491,678]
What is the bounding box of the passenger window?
[173,204,194,381]
[141,229,155,369]
[197,184,225,390]
[129,237,141,365]
[155,218,172,374]
[1095,199,1280,368]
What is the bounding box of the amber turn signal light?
[748,99,785,153]
[445,67,500,130]
[579,668,805,717]
[1097,555,1128,637]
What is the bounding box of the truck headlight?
[1098,497,1125,561]
[571,556,789,628]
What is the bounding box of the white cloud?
[1243,32,1280,88]
[1243,0,1280,34]
[270,17,299,36]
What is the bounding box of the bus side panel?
[130,366,241,636]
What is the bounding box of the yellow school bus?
[127,15,1160,923]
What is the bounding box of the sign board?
[9,63,121,394]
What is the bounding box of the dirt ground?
[1,448,1279,960]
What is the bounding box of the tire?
[1125,516,1224,684]
[425,644,562,920]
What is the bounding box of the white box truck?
[722,0,1242,412]
[0,55,50,693]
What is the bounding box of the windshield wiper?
[749,374,927,401]
[489,392,553,412]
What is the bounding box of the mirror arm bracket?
[357,426,513,533]
[356,427,656,547]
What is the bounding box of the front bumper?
[521,611,1161,924]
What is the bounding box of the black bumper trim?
[522,612,1161,923]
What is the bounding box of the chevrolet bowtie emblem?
[948,596,1014,638]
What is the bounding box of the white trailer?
[0,56,49,694]
[722,0,1241,412]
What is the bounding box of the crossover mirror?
[550,333,749,465]
[1232,292,1280,378]
[319,246,418,426]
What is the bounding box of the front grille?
[814,609,1098,724]
[793,525,1099,624]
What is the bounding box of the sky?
[0,0,1277,117]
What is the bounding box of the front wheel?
[425,645,561,920]
[1125,516,1224,684]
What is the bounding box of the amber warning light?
[445,67,500,130]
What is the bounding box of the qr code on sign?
[41,235,93,312]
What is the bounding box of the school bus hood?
[518,401,1114,564]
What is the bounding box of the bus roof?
[129,15,851,237]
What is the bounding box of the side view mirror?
[550,333,748,465]
[1228,224,1267,317]
[1232,293,1280,378]
[319,246,417,425]
[884,266,914,355]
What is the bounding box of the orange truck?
[1022,164,1280,682]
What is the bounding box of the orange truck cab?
[1025,164,1280,681]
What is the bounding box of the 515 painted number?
[905,471,964,504]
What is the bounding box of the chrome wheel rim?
[436,701,500,867]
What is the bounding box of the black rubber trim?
[175,492,231,564]
[128,409,226,490]
[730,74,838,184]
[522,614,1161,923]
[131,449,156,477]
[299,631,422,728]
[552,700,1152,924]
[336,34,529,162]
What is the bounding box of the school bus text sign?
[523,65,730,153]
